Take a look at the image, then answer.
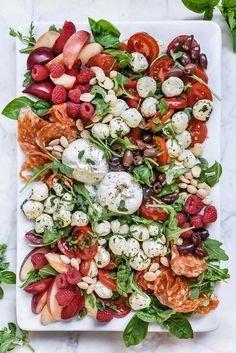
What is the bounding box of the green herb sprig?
[9,21,36,54]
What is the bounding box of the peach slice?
[45,53,64,69]
[45,253,70,274]
[63,31,90,69]
[40,304,55,325]
[34,31,60,49]
[19,247,50,281]
[49,73,76,89]
[47,279,63,320]
[78,42,103,66]
[32,289,48,314]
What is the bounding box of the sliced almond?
[143,271,157,282]
[53,145,64,153]
[60,136,69,148]
[51,151,62,159]
[60,255,70,264]
[77,282,89,290]
[102,113,113,124]
[49,138,60,146]
[149,263,159,272]
[82,276,93,284]
[76,119,84,131]
[80,130,91,139]
[71,258,79,271]
[160,256,169,267]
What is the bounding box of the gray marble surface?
[0,0,235,352]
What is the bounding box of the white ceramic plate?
[16,20,221,331]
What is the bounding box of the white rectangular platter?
[16,20,221,332]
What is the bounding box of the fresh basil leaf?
[203,5,215,20]
[198,161,222,186]
[133,165,152,187]
[20,269,40,288]
[32,100,52,116]
[117,199,128,212]
[172,197,185,212]
[1,96,35,120]
[164,317,193,339]
[9,21,36,54]
[116,264,133,296]
[181,0,219,14]
[0,271,16,285]
[170,50,183,61]
[0,287,4,300]
[204,239,229,261]
[157,184,179,196]
[88,18,120,48]
[92,97,111,117]
[22,71,33,88]
[197,157,209,170]
[104,49,132,68]
[123,315,149,347]
[38,265,58,278]
[43,225,72,245]
[0,323,34,353]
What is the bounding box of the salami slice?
[196,295,219,314]
[19,154,51,181]
[46,173,73,190]
[50,104,76,127]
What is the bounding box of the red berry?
[53,21,76,54]
[31,64,49,81]
[78,84,91,94]
[68,88,82,103]
[80,102,95,124]
[66,268,81,284]
[49,63,65,78]
[73,58,82,69]
[77,67,95,85]
[31,253,47,270]
[55,289,75,307]
[66,102,81,119]
[176,212,187,227]
[66,67,78,77]
[180,222,193,238]
[202,205,217,225]
[96,307,114,323]
[184,195,204,215]
[190,215,204,229]
[55,274,68,289]
[52,84,67,104]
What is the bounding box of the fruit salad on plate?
[2,19,229,346]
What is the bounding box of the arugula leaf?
[9,21,36,53]
[22,71,33,87]
[165,166,189,184]
[170,50,184,61]
[90,85,107,98]
[133,165,152,187]
[48,24,62,33]
[198,161,222,186]
[172,197,185,212]
[92,97,111,117]
[123,315,149,347]
[156,184,179,197]
[113,72,130,93]
[111,137,138,151]
[204,239,229,261]
[104,49,132,68]
[181,0,219,20]
[38,265,58,278]
[89,135,120,160]
[0,323,34,353]
[163,317,193,339]
[88,18,120,48]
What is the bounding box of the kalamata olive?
[25,231,43,245]
[165,67,184,78]
[199,53,208,69]
[157,173,166,184]
[161,192,179,204]
[193,228,209,240]
[181,52,191,66]
[111,143,122,154]
[143,187,154,200]
[136,139,148,151]
[190,45,200,61]
[183,63,197,75]
[194,246,208,258]
[144,148,157,158]
[142,133,152,143]
[23,80,54,100]
[133,155,144,166]
[123,150,134,167]
[153,181,162,193]
[27,47,55,69]
[172,37,182,52]
[149,173,158,184]
[191,233,202,246]
[178,243,195,254]
[182,35,194,52]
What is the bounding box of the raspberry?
[68,88,82,103]
[176,212,187,227]
[202,205,217,225]
[78,84,91,94]
[31,253,47,269]
[53,21,76,54]
[96,307,114,323]
[180,222,193,239]
[66,268,81,284]
[184,195,204,215]
[190,215,204,229]
[52,85,67,104]
[49,63,65,78]
[66,102,81,119]
[77,67,95,85]
[31,64,49,81]
[55,289,75,307]
[80,102,95,124]
[55,274,68,289]
[66,67,78,77]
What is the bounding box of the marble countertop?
[0,0,235,352]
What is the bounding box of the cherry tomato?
[98,270,116,291]
[183,67,208,85]
[87,54,119,75]
[57,238,77,258]
[165,93,188,109]
[112,302,131,318]
[126,127,142,144]
[149,57,174,81]
[80,259,92,276]
[188,117,208,146]
[124,80,137,89]
[72,226,98,260]
[153,136,169,166]
[187,82,212,107]
[126,98,139,109]
[127,32,159,62]
[140,200,169,221]
[118,43,127,51]
[167,34,199,55]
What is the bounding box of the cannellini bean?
[179,183,188,189]
[191,165,201,178]
[197,188,207,199]
[190,179,198,187]
[187,185,197,194]
[179,175,190,184]
[184,172,193,180]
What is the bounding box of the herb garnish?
[9,22,36,54]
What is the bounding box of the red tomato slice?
[165,93,188,110]
[187,82,212,107]
[87,54,119,75]
[126,98,140,109]
[103,253,119,270]
[188,117,208,146]
[72,226,98,260]
[124,80,137,89]
[127,32,159,62]
[80,259,92,276]
[140,200,169,221]
[149,57,174,81]
[167,34,199,55]
[126,127,142,144]
[153,136,169,166]
[57,238,77,258]
[112,302,131,318]
[183,67,208,85]
[98,270,116,291]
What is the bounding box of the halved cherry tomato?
[153,136,169,166]
[112,302,131,318]
[80,259,92,276]
[127,127,142,144]
[165,93,188,110]
[140,200,169,221]
[183,67,208,85]
[72,226,98,260]
[87,54,119,75]
[98,270,116,291]
[149,57,174,81]
[103,253,119,270]
[124,80,137,89]
[118,42,127,51]
[57,238,77,258]
[126,87,140,101]
[187,82,212,107]
[188,117,208,146]
[127,32,159,62]
[145,109,174,133]
[126,98,139,109]
[167,34,199,55]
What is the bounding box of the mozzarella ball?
[91,123,110,140]
[111,99,129,117]
[192,99,213,121]
[110,219,121,233]
[129,292,151,311]
[94,280,113,299]
[71,211,89,226]
[52,179,64,196]
[117,224,129,235]
[22,200,44,220]
[93,221,111,237]
[171,111,189,134]
[130,224,149,241]
[162,77,184,97]
[137,76,157,98]
[121,108,142,128]
[129,250,151,271]
[98,238,107,246]
[88,260,98,278]
[109,235,127,255]
[141,97,158,118]
[30,182,49,201]
[176,130,192,149]
[109,117,130,138]
[95,246,110,268]
[142,239,164,258]
[53,209,71,227]
[62,139,108,184]
[44,196,60,214]
[60,192,74,212]
[123,238,140,257]
[166,139,183,158]
[147,224,160,237]
[35,213,53,233]
[130,52,149,72]
[96,172,143,215]
[182,150,197,168]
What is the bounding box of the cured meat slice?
[49,104,76,127]
[196,295,219,314]
[46,173,73,189]
[20,154,51,181]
